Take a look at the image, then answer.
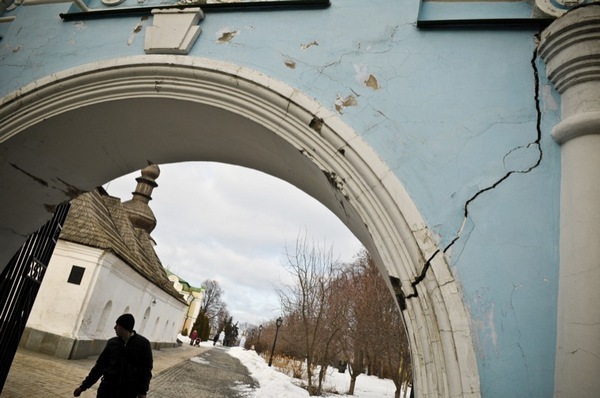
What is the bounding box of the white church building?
[20,164,189,359]
[167,270,205,337]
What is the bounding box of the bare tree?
[341,249,412,397]
[200,279,228,332]
[342,252,372,395]
[277,234,344,396]
[313,273,351,394]
[276,242,412,397]
[361,252,412,398]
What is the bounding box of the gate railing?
[0,203,70,392]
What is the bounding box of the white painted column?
[539,5,600,397]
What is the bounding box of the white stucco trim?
[0,55,480,397]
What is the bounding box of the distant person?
[189,330,198,346]
[213,332,220,346]
[73,313,153,398]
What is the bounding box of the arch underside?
[0,56,480,397]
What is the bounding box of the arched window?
[140,306,151,334]
[95,301,112,337]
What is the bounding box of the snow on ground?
[180,336,408,397]
[225,344,403,398]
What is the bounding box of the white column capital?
[539,3,600,144]
[539,5,600,95]
[539,5,600,145]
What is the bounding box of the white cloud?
[104,161,363,325]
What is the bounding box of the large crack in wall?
[404,35,545,300]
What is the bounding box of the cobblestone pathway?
[148,347,258,398]
[2,344,257,398]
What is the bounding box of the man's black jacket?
[80,332,153,397]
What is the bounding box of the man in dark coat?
[73,313,153,398]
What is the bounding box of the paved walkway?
[1,343,256,397]
[149,347,258,397]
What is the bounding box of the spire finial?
[122,163,160,233]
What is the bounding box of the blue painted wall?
[0,1,561,395]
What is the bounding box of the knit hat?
[116,313,135,332]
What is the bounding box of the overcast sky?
[104,162,363,327]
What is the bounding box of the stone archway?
[0,56,480,397]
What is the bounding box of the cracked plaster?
[0,1,577,396]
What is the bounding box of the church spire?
[122,163,160,234]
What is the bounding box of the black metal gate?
[0,203,70,392]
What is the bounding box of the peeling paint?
[488,302,498,354]
[322,170,349,201]
[309,117,323,134]
[354,65,380,90]
[364,74,379,90]
[284,59,296,69]
[541,84,559,111]
[57,178,86,199]
[470,291,495,361]
[43,204,57,213]
[177,0,206,5]
[217,30,238,44]
[334,94,357,114]
[128,17,148,46]
[389,276,407,311]
[73,21,86,32]
[301,40,318,50]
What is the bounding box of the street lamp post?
[257,324,263,344]
[268,317,283,367]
